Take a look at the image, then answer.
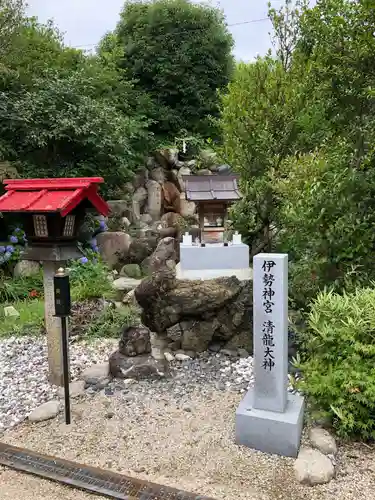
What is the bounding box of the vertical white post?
[232,231,242,245]
[252,253,288,413]
[43,261,65,386]
[182,232,192,245]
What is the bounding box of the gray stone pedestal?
[235,388,304,458]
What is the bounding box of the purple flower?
[79,256,89,264]
[90,238,97,249]
[5,245,14,253]
[15,227,22,233]
[0,246,5,254]
[99,220,106,230]
[9,235,18,244]
[93,245,99,253]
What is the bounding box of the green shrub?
[69,258,113,301]
[296,287,375,439]
[86,305,140,339]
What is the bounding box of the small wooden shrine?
[183,174,241,243]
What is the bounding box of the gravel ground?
[1,337,374,500]
[1,383,375,499]
[0,468,103,500]
[0,336,259,432]
[0,337,117,431]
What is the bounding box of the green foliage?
[0,68,151,197]
[219,0,375,306]
[86,305,140,339]
[105,0,234,138]
[274,143,375,306]
[218,57,306,250]
[0,299,44,337]
[0,0,25,60]
[69,258,113,301]
[0,11,153,197]
[296,287,375,439]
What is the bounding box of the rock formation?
[134,268,253,353]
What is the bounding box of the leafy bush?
[69,257,113,301]
[296,287,375,439]
[274,145,375,307]
[103,0,234,138]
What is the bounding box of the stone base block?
[23,245,82,262]
[235,388,304,458]
[176,263,252,281]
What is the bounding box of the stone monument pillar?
[43,261,66,387]
[235,253,304,457]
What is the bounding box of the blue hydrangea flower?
[14,227,22,234]
[99,220,106,230]
[79,256,89,264]
[4,251,11,260]
[93,245,99,253]
[5,245,14,253]
[0,246,5,254]
[90,238,97,249]
[9,235,18,244]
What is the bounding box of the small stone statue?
[118,325,151,357]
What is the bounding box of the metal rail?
[0,442,215,500]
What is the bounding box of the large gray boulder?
[127,236,158,264]
[28,400,60,423]
[294,448,335,485]
[146,180,162,220]
[97,231,132,268]
[142,237,177,274]
[309,427,337,455]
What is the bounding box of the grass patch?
[0,272,43,303]
[0,259,138,339]
[86,305,140,339]
[0,299,44,337]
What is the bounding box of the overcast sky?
[26,0,295,61]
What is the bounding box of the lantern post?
[54,267,72,424]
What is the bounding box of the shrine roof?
[0,177,109,217]
[183,175,241,202]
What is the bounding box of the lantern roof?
[183,175,241,202]
[0,177,110,217]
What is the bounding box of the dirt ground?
[0,388,374,500]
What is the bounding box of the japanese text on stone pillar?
[262,260,276,371]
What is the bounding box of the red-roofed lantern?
[0,177,110,386]
[0,177,109,260]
